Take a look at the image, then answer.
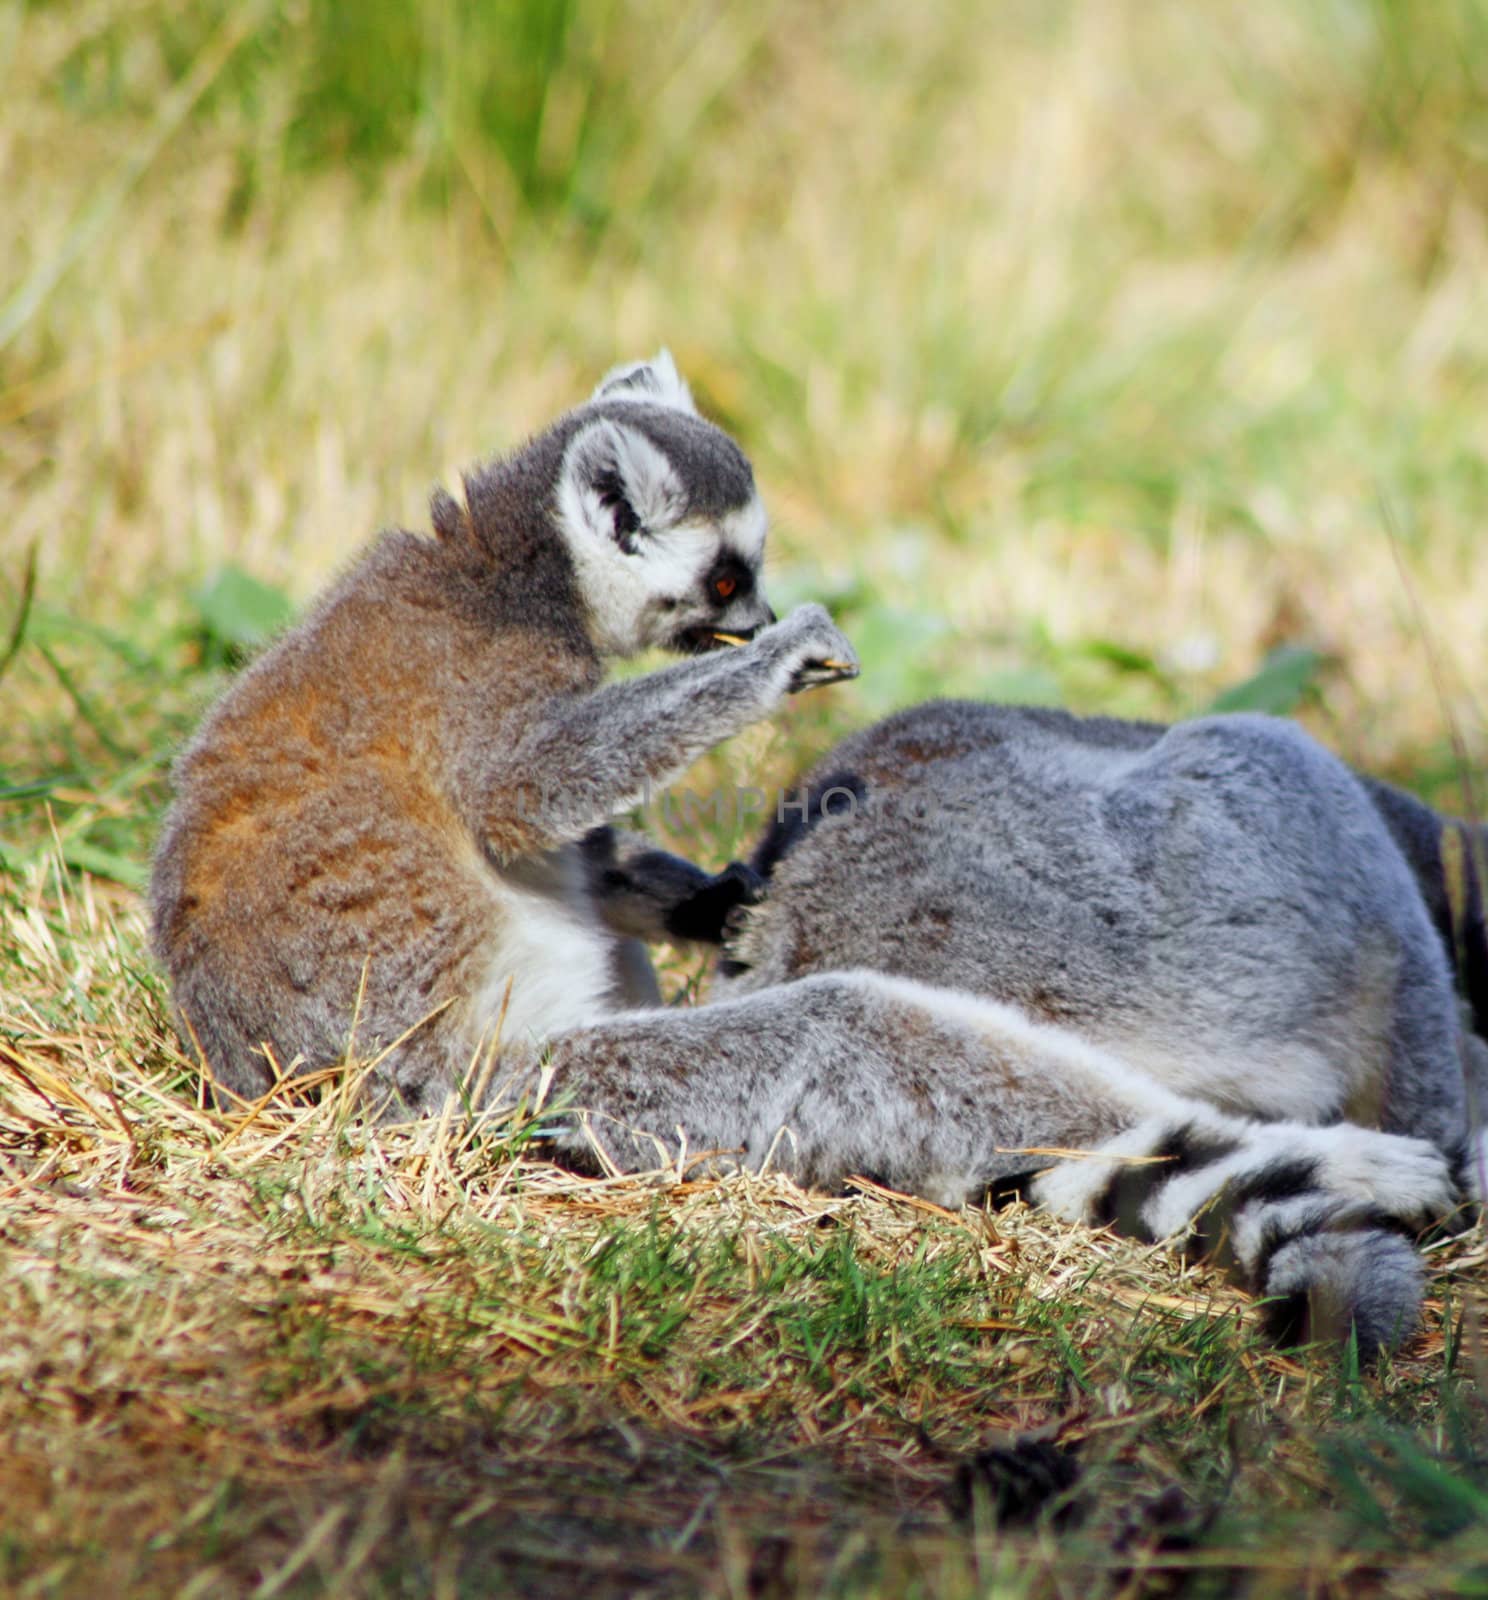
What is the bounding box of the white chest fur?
[473,845,619,1050]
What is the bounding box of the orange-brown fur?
[155,526,592,1099]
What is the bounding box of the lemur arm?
[580,827,765,945]
[479,604,857,856]
[490,970,1453,1355]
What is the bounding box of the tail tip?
[1262,1230,1424,1360]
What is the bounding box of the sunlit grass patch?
[2,857,1488,1594]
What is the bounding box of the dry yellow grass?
[4,853,1486,1593]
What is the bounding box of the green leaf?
[0,777,68,802]
[0,836,146,890]
[1080,637,1178,693]
[1208,645,1325,716]
[61,842,148,890]
[194,565,293,652]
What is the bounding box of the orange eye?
[714,575,737,600]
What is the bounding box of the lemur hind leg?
[496,969,1453,1354]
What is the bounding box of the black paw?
[664,861,766,944]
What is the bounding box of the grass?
[6,880,1488,1596]
[5,0,1488,1592]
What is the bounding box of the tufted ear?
[591,348,697,415]
[556,418,686,554]
[429,484,469,541]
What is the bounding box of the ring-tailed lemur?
[150,353,858,1110]
[496,702,1486,1354]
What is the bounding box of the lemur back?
[721,700,1480,1154]
[151,354,857,1110]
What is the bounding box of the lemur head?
[552,351,776,658]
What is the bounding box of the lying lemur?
[151,353,858,1110]
[501,703,1488,1356]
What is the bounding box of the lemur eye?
[706,557,752,605]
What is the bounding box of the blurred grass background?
[5,0,1488,885]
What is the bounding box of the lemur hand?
[664,860,766,944]
[767,603,861,694]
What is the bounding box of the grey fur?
[150,354,857,1110]
[487,701,1482,1353]
[724,703,1478,1154]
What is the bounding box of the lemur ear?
[429,484,469,541]
[558,418,686,555]
[591,349,697,415]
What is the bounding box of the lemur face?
[651,493,776,657]
[553,352,778,658]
